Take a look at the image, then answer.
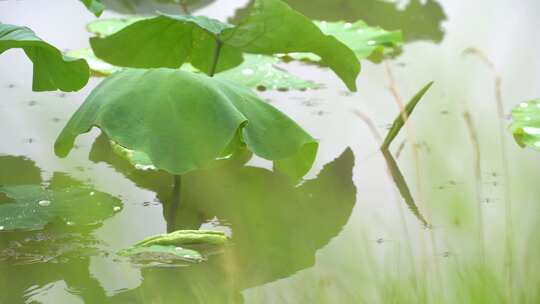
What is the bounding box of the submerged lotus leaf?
[89,0,360,91]
[510,99,540,151]
[66,48,320,91]
[0,24,90,92]
[284,20,403,63]
[79,0,105,17]
[54,68,318,180]
[118,245,204,264]
[0,185,122,231]
[135,230,228,247]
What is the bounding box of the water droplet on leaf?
[38,200,51,207]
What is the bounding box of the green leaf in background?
[89,0,360,91]
[0,185,122,231]
[284,20,402,63]
[87,17,146,37]
[55,69,318,180]
[118,245,205,264]
[66,48,320,91]
[216,54,321,91]
[381,82,433,150]
[66,48,122,76]
[79,0,106,17]
[0,24,90,92]
[135,230,228,247]
[510,99,540,151]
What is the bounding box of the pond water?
[1,0,540,303]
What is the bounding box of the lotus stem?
[167,174,182,232]
[209,40,223,77]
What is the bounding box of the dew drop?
[241,68,254,76]
[90,191,95,196]
[113,206,121,212]
[344,22,352,29]
[175,247,184,251]
[0,226,4,231]
[38,200,51,207]
[520,102,529,108]
[66,221,75,226]
[367,40,376,46]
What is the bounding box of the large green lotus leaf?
[54,68,318,180]
[66,48,320,90]
[89,0,360,91]
[0,24,90,92]
[510,99,540,151]
[219,0,359,91]
[284,20,402,63]
[0,185,122,231]
[79,0,105,17]
[90,14,243,74]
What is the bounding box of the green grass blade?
[381,81,434,150]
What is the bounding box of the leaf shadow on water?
[231,0,447,43]
[89,133,357,303]
[0,156,112,304]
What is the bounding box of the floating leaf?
[510,99,540,151]
[217,55,321,91]
[89,0,360,91]
[381,82,433,150]
[87,17,146,37]
[118,245,204,264]
[55,69,318,180]
[284,20,402,63]
[0,185,122,231]
[66,48,122,76]
[135,230,228,247]
[79,0,106,17]
[66,47,320,91]
[0,24,90,92]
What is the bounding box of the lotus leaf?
[118,245,205,264]
[79,0,105,17]
[0,185,122,231]
[89,0,360,90]
[55,68,318,180]
[135,230,228,247]
[510,99,540,151]
[66,48,320,90]
[0,23,90,92]
[284,20,402,63]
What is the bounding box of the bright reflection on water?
[1,0,540,303]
